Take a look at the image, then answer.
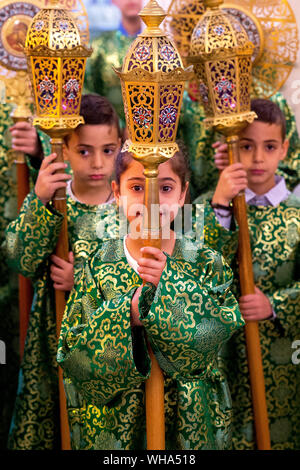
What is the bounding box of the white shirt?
[66,180,115,205]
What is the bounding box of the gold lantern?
[189,0,271,450]
[114,0,192,450]
[189,0,256,133]
[114,0,193,173]
[24,0,91,139]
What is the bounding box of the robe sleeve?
[266,242,300,334]
[138,245,244,381]
[4,190,63,281]
[57,256,151,407]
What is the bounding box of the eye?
[132,184,144,192]
[265,144,276,151]
[161,185,173,193]
[103,147,115,155]
[78,148,90,157]
[240,143,252,151]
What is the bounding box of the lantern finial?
[139,0,166,36]
[204,0,223,9]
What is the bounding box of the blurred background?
[84,0,300,133]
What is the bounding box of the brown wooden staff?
[50,135,71,451]
[142,165,165,450]
[227,134,271,449]
[12,116,33,360]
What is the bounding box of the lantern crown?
[24,2,92,133]
[190,1,253,58]
[25,2,81,53]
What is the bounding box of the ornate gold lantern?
[189,0,256,133]
[24,0,91,137]
[114,0,192,168]
[114,0,192,450]
[189,0,271,450]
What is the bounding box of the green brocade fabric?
[0,103,50,449]
[179,92,300,200]
[84,30,133,127]
[200,196,300,450]
[4,192,118,450]
[57,236,244,450]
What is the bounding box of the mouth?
[250,169,265,175]
[89,174,105,180]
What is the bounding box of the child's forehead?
[241,121,283,142]
[123,158,178,179]
[73,123,119,143]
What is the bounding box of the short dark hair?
[251,98,286,141]
[65,94,121,144]
[115,139,190,189]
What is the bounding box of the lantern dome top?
[190,3,253,58]
[121,0,184,75]
[25,3,81,52]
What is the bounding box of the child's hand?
[212,141,229,170]
[137,246,167,287]
[10,121,42,158]
[239,287,273,321]
[35,153,71,205]
[212,162,248,207]
[50,251,74,291]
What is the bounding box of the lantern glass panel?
[33,57,59,117]
[61,58,85,115]
[158,83,182,142]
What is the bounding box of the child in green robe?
[57,149,245,450]
[199,99,300,449]
[5,94,121,450]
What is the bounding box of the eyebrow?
[127,177,177,183]
[240,138,280,143]
[76,143,117,148]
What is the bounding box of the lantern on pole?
[24,0,92,449]
[189,0,271,450]
[114,0,192,450]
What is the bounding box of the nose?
[91,152,104,169]
[253,145,264,163]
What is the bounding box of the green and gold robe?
[199,196,300,450]
[0,104,50,449]
[5,191,117,450]
[57,236,244,450]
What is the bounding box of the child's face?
[112,0,142,18]
[239,121,289,194]
[64,124,120,191]
[112,158,188,235]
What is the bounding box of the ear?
[111,180,120,205]
[178,181,189,207]
[280,139,289,161]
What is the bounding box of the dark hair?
[65,94,121,143]
[115,139,191,190]
[251,98,286,141]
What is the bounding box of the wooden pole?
[50,136,71,451]
[227,134,271,450]
[142,165,165,450]
[13,117,33,361]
